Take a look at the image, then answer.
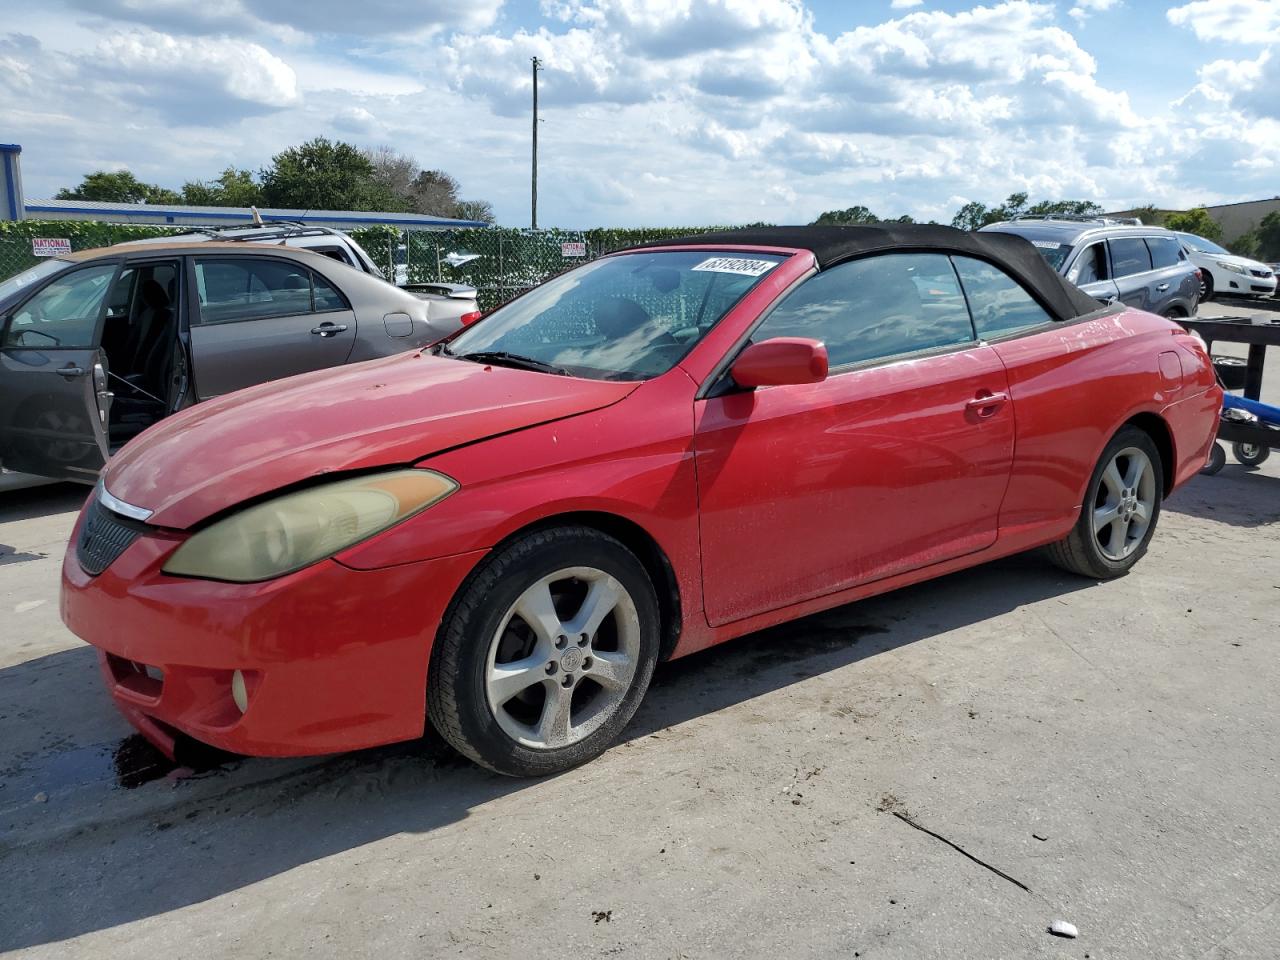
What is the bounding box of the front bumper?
[61,521,486,758]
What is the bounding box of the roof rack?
[1009,214,1145,226]
[206,222,350,243]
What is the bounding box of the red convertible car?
[61,225,1221,777]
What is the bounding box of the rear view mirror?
[731,337,828,388]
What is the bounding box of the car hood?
[104,352,638,529]
[1196,251,1270,272]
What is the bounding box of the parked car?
[1174,232,1277,301]
[61,225,1220,777]
[0,241,479,484]
[981,216,1200,317]
[126,220,481,304]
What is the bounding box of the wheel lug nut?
[545,662,557,674]
[561,674,573,688]
[582,657,593,670]
[578,634,589,647]
[555,636,567,649]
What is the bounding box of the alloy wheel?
[484,566,641,750]
[1091,446,1157,562]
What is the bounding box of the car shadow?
[1164,466,1280,529]
[0,550,1094,951]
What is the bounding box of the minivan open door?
[0,261,119,483]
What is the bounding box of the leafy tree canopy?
[181,168,263,207]
[811,206,914,225]
[56,170,181,205]
[1164,207,1222,242]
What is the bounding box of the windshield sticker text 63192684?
[690,257,778,278]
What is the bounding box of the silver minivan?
[0,241,477,484]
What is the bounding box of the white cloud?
[891,0,924,8]
[1068,0,1120,23]
[4,0,1277,228]
[1167,0,1280,44]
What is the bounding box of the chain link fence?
[0,221,730,311]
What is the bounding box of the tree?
[1252,211,1280,261]
[1164,207,1222,242]
[260,137,395,211]
[1128,204,1165,227]
[181,168,263,207]
[409,169,465,217]
[951,200,989,231]
[56,170,180,204]
[1024,199,1103,218]
[455,199,496,224]
[811,205,880,225]
[365,146,419,205]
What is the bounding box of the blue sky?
[1,0,1278,228]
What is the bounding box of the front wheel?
[1045,426,1163,579]
[1200,271,1214,302]
[428,526,660,777]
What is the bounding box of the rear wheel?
[1046,426,1163,579]
[1232,441,1270,467]
[428,526,660,777]
[1200,270,1214,302]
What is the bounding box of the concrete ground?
[1,301,1278,959]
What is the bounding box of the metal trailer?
[1181,315,1280,473]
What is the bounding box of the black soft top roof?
[635,224,1102,322]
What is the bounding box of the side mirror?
[731,337,828,388]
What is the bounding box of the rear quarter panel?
[991,308,1209,539]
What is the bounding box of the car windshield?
[0,259,70,308]
[1027,241,1073,271]
[445,250,787,380]
[1177,232,1229,255]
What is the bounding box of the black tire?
[1200,271,1214,303]
[428,526,660,777]
[1201,442,1226,476]
[1045,426,1164,579]
[1232,441,1271,467]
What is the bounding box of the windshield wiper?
[455,350,570,376]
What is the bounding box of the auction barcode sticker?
[691,257,777,277]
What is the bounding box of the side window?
[315,247,354,266]
[312,271,348,312]
[193,259,316,325]
[1068,242,1108,285]
[2,263,119,349]
[1146,236,1182,269]
[953,256,1054,338]
[754,253,974,369]
[1109,238,1152,278]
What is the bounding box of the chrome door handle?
[57,365,87,378]
[1157,283,1170,291]
[966,391,1008,418]
[311,323,348,337]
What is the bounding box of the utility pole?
[531,56,541,231]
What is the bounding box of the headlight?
[1216,261,1247,274]
[162,469,457,582]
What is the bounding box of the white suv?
[1176,232,1276,301]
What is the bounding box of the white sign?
[561,241,587,258]
[32,237,72,257]
[691,256,777,277]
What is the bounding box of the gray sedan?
[0,241,478,484]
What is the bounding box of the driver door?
[0,262,118,482]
